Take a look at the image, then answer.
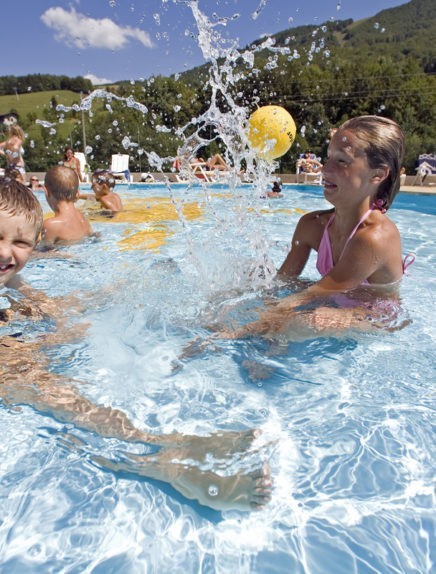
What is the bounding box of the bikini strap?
[340,207,374,257]
[402,253,415,273]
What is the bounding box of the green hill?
[0,90,82,139]
[180,0,435,83]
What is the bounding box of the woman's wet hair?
[338,115,404,210]
[0,176,43,238]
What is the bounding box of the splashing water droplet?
[251,0,267,21]
[208,484,219,497]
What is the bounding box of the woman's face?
[321,130,377,206]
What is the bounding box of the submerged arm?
[223,226,388,339]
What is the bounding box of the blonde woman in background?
[0,124,26,177]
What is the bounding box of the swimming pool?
[1,184,434,573]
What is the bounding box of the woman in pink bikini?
[224,115,413,339]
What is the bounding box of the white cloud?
[84,73,113,86]
[41,7,153,50]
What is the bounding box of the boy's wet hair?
[0,176,43,239]
[338,115,404,210]
[4,166,24,182]
[92,169,115,189]
[44,165,79,201]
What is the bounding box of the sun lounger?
[110,154,132,183]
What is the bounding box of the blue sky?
[2,0,407,84]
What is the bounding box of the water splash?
[251,0,268,21]
[56,89,148,116]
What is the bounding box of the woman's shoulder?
[361,210,400,242]
[299,208,334,227]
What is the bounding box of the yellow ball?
[247,105,296,160]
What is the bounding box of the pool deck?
[26,172,436,194]
[399,185,436,195]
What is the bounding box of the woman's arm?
[277,227,383,310]
[278,211,327,278]
[222,218,395,338]
[74,157,83,182]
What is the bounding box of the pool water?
[1,184,434,573]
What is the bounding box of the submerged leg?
[93,450,273,512]
[1,336,262,455]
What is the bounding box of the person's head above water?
[333,115,404,210]
[44,165,80,202]
[92,169,116,193]
[0,176,43,286]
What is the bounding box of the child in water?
[91,169,123,213]
[0,177,43,290]
[43,165,93,244]
[0,177,272,512]
[223,115,412,339]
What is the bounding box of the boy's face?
[0,210,37,286]
[92,180,107,199]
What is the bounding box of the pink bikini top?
[316,207,414,280]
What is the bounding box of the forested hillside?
[0,0,434,172]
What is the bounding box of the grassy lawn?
[0,90,82,138]
[0,90,80,116]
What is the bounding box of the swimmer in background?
[266,180,283,198]
[220,115,412,340]
[0,125,26,177]
[61,146,84,182]
[88,169,123,214]
[0,177,272,513]
[42,165,93,245]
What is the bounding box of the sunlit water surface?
[1,184,434,573]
